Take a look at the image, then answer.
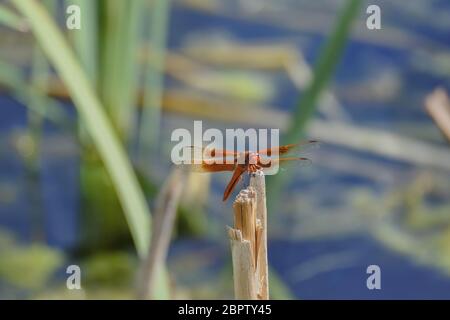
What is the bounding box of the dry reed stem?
[137,168,185,299]
[425,88,450,143]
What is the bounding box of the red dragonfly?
[180,140,317,201]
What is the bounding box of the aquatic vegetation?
[0,230,64,292]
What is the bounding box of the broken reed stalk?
[250,170,269,299]
[227,170,269,300]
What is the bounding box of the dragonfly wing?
[177,162,236,173]
[258,157,311,174]
[183,146,238,160]
[273,157,311,166]
[258,140,319,156]
[176,146,239,172]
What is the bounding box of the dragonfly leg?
[248,164,261,172]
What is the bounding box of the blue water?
[0,96,79,248]
[270,237,450,299]
[168,236,450,299]
[1,1,450,298]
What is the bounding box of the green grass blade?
[0,4,27,31]
[98,0,142,141]
[137,0,171,160]
[28,44,50,131]
[66,0,98,84]
[267,0,362,211]
[65,0,99,143]
[24,0,57,240]
[28,0,56,135]
[12,0,151,258]
[286,0,362,143]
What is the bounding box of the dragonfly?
[178,140,318,201]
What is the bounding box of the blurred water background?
[1,0,450,299]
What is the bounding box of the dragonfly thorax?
[248,152,260,165]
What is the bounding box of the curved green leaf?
[12,0,151,258]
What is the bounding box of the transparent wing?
[258,140,320,157]
[258,157,311,174]
[186,145,238,158]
